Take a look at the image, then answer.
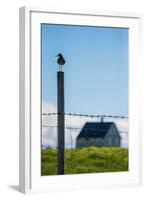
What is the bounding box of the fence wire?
[41,113,129,175]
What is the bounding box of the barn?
[76,122,121,148]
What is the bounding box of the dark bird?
[56,53,65,71]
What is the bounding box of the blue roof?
[77,122,116,139]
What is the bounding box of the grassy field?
[41,147,128,176]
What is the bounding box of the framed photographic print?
[19,7,142,193]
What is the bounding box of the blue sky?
[41,24,128,116]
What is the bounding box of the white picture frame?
[19,6,143,194]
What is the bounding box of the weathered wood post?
[57,71,65,174]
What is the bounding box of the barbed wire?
[41,125,128,134]
[41,113,128,149]
[42,112,128,119]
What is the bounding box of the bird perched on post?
[56,53,65,71]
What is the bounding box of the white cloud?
[42,102,129,148]
[114,118,129,147]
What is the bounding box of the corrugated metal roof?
[77,122,115,139]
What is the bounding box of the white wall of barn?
[104,124,121,147]
[0,0,145,200]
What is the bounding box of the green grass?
[41,147,128,176]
